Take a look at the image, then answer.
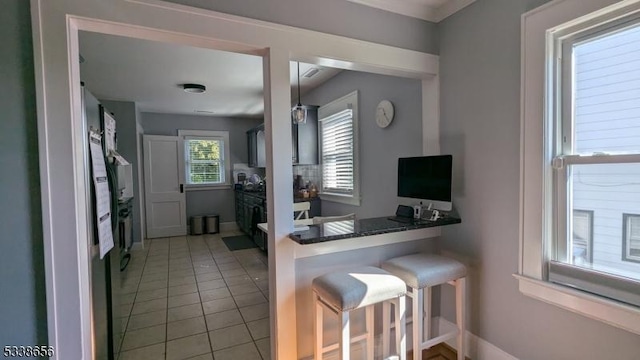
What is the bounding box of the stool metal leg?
[365,305,375,360]
[315,293,323,360]
[339,311,350,360]
[382,301,390,357]
[395,295,407,360]
[412,288,423,360]
[455,277,466,360]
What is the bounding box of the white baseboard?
[297,316,517,360]
[220,221,239,232]
[437,317,518,360]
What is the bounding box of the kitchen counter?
[289,211,461,245]
[235,188,320,203]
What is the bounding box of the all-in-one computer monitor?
[397,155,453,211]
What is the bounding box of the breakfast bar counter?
[286,210,461,259]
[289,211,461,245]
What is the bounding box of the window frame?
[519,0,640,335]
[178,130,231,191]
[623,213,640,263]
[318,90,361,206]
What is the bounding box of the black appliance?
[82,85,128,359]
[397,155,453,210]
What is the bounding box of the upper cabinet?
[247,124,266,168]
[292,105,319,165]
[248,105,319,167]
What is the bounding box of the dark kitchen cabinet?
[235,190,267,251]
[247,124,266,168]
[292,105,319,165]
[248,105,318,167]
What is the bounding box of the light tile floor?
[118,232,270,360]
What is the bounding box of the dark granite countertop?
[236,188,266,200]
[235,188,320,202]
[289,212,461,245]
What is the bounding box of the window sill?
[514,274,640,336]
[319,193,360,206]
[186,184,232,191]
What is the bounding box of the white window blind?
[320,108,354,194]
[184,137,225,185]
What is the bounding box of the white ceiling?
[79,32,341,118]
[345,0,475,22]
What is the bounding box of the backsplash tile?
[293,165,321,189]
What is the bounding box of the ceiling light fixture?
[291,62,307,124]
[183,83,206,94]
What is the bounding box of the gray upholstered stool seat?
[382,253,467,360]
[312,266,407,360]
[312,266,407,311]
[381,253,467,289]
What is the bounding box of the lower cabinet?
[234,191,321,252]
[235,191,267,250]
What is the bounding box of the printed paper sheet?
[89,132,114,259]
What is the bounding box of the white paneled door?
[143,135,187,238]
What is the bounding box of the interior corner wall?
[164,0,438,54]
[101,100,143,243]
[437,0,640,359]
[140,112,262,223]
[0,0,48,347]
[302,70,423,219]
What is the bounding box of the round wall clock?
[376,100,394,128]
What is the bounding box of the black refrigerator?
[81,85,124,360]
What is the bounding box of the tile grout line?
[191,234,216,359]
[164,237,174,360]
[226,240,269,359]
[119,238,152,359]
[122,234,269,359]
[208,234,264,357]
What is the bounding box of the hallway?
[118,232,270,360]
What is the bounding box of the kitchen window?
[623,214,640,263]
[519,0,640,333]
[318,91,360,206]
[178,130,231,189]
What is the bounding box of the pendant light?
[291,62,307,124]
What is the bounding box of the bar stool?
[382,254,467,360]
[312,266,407,360]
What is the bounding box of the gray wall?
[437,0,640,359]
[141,112,262,223]
[101,100,144,243]
[0,0,48,346]
[167,0,438,54]
[303,70,423,219]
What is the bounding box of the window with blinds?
[184,137,225,185]
[320,109,354,193]
[318,91,360,205]
[178,130,231,189]
[548,15,640,307]
[623,214,640,263]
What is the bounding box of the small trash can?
[205,214,220,234]
[190,216,204,235]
